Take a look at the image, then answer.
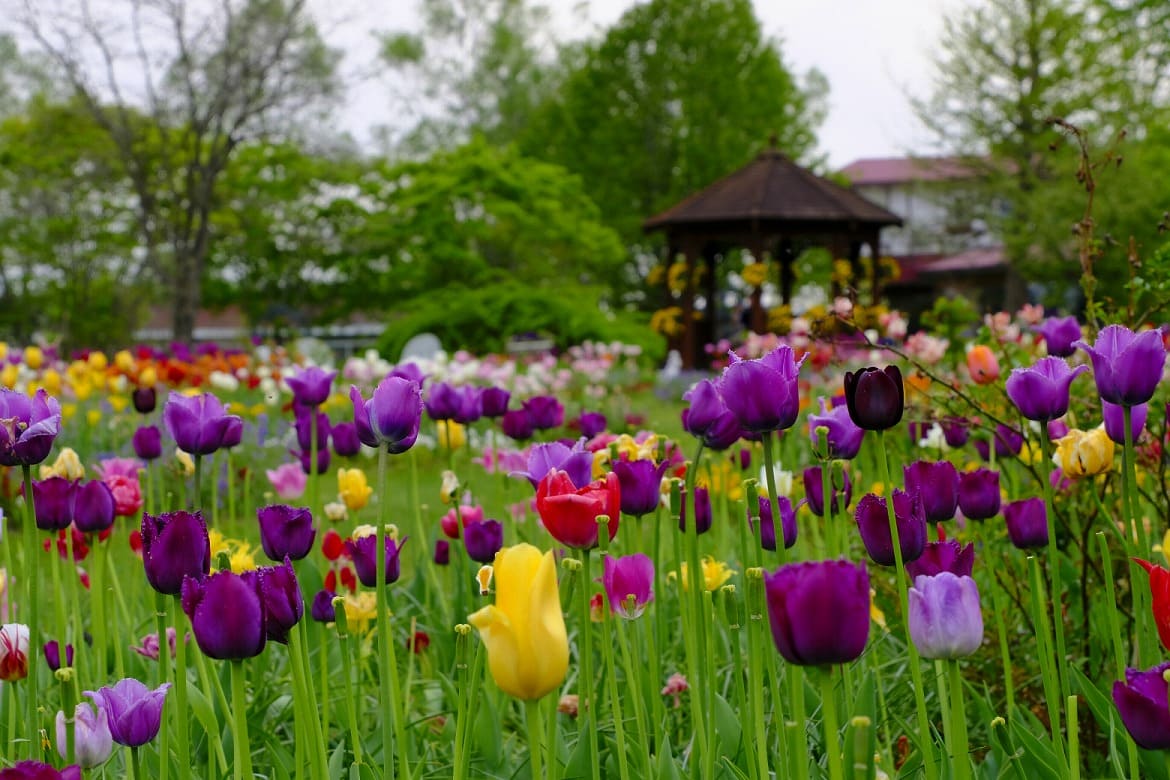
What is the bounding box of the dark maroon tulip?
[577,411,608,438]
[512,440,594,490]
[295,447,331,476]
[906,540,975,579]
[258,558,304,644]
[84,678,171,747]
[1036,315,1081,358]
[285,366,337,408]
[682,379,743,450]
[752,495,799,551]
[523,396,564,430]
[1112,661,1170,749]
[843,366,904,431]
[181,571,266,659]
[257,504,317,562]
[345,534,407,588]
[424,382,461,422]
[433,539,450,566]
[331,421,361,456]
[501,409,535,441]
[132,425,162,461]
[808,398,865,459]
[350,377,423,454]
[1004,498,1047,549]
[464,519,504,564]
[940,417,969,448]
[738,448,752,471]
[764,559,870,666]
[1005,357,1088,422]
[993,425,1024,458]
[802,465,852,517]
[480,387,511,418]
[33,477,75,531]
[1075,324,1167,406]
[903,460,959,522]
[141,511,212,596]
[612,459,669,518]
[1102,400,1146,445]
[132,386,157,415]
[73,480,116,533]
[43,640,73,671]
[679,487,713,535]
[162,391,242,456]
[294,407,331,453]
[719,346,806,433]
[958,469,1001,520]
[310,589,336,623]
[0,388,62,466]
[0,760,81,779]
[855,490,927,566]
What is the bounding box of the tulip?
[33,477,75,531]
[72,480,116,533]
[310,589,336,623]
[764,559,870,666]
[84,678,171,747]
[535,470,620,550]
[576,411,607,438]
[672,557,736,592]
[681,380,743,450]
[0,623,29,681]
[257,505,316,562]
[802,465,852,517]
[1113,662,1170,749]
[337,468,373,511]
[1134,559,1170,652]
[350,377,423,454]
[523,396,564,430]
[424,382,460,421]
[162,391,242,456]
[464,519,505,564]
[843,366,904,431]
[294,446,330,476]
[512,440,594,490]
[903,460,959,522]
[1075,324,1167,406]
[1004,498,1047,549]
[1052,428,1114,479]
[266,462,307,501]
[719,345,806,433]
[388,362,425,385]
[1102,400,1146,445]
[908,573,983,659]
[44,448,85,480]
[451,386,484,425]
[132,386,157,414]
[856,490,927,566]
[181,571,266,659]
[258,559,304,644]
[752,495,798,551]
[56,702,113,767]
[43,640,73,671]
[441,504,485,539]
[501,409,535,441]
[141,511,212,595]
[433,539,450,566]
[1005,357,1088,421]
[602,553,654,618]
[611,458,666,517]
[132,425,162,461]
[345,532,407,588]
[0,762,81,780]
[468,544,569,700]
[1035,315,1081,357]
[940,417,969,448]
[965,345,1000,384]
[286,366,337,408]
[906,540,974,579]
[480,387,511,418]
[131,629,178,661]
[294,407,331,453]
[992,424,1024,458]
[957,469,1000,520]
[1047,419,1070,440]
[0,387,62,466]
[808,398,865,459]
[679,486,712,535]
[331,421,362,457]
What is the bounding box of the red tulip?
[1135,558,1170,652]
[535,470,620,550]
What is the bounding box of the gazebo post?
[747,235,767,333]
[680,237,699,370]
[778,237,796,305]
[702,242,719,351]
[868,228,882,304]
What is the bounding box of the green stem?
[761,432,785,564]
[92,538,108,679]
[288,625,326,780]
[1067,695,1079,780]
[526,698,545,780]
[385,613,411,780]
[339,626,363,765]
[452,628,471,780]
[578,548,601,780]
[1027,556,1068,766]
[192,650,229,775]
[1096,532,1141,780]
[681,447,711,776]
[745,571,770,780]
[62,669,75,765]
[819,668,844,780]
[1038,434,1069,705]
[194,454,202,514]
[617,617,652,779]
[130,746,143,780]
[230,660,253,780]
[227,450,236,523]
[21,464,39,757]
[170,599,191,780]
[788,666,809,780]
[296,620,329,776]
[596,523,631,780]
[822,460,835,557]
[947,660,970,780]
[309,408,318,519]
[374,445,396,779]
[154,592,171,780]
[987,566,1016,719]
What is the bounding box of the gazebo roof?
[643,147,903,232]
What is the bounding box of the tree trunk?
[172,249,202,344]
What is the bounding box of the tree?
[18,0,339,341]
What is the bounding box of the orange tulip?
[966,345,1000,384]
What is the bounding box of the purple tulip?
[141,511,212,596]
[843,366,904,431]
[132,386,157,414]
[1112,661,1170,749]
[331,422,361,456]
[56,701,113,767]
[43,640,73,671]
[577,412,608,438]
[345,534,407,588]
[719,346,806,433]
[310,589,336,623]
[1102,400,1146,445]
[162,391,242,456]
[764,559,870,666]
[181,571,266,659]
[257,559,304,644]
[83,678,171,747]
[257,505,316,562]
[33,477,75,531]
[285,366,337,408]
[453,386,485,425]
[294,446,331,476]
[903,460,959,522]
[480,387,511,418]
[1075,324,1167,406]
[855,490,927,566]
[681,380,742,450]
[464,520,504,564]
[388,362,426,385]
[294,407,331,453]
[0,388,62,467]
[433,539,450,566]
[808,398,865,459]
[424,382,461,422]
[602,553,654,619]
[738,448,752,471]
[908,573,983,659]
[501,409,535,441]
[993,425,1024,458]
[0,761,82,780]
[1005,357,1088,421]
[1047,419,1070,441]
[1004,498,1048,549]
[678,486,713,535]
[73,480,115,533]
[350,377,423,454]
[511,440,594,490]
[612,459,669,518]
[940,417,969,448]
[220,417,243,450]
[906,540,975,579]
[752,495,799,551]
[958,469,1001,520]
[1036,316,1081,358]
[802,465,852,517]
[132,425,162,461]
[523,396,564,430]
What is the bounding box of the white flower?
[758,465,793,497]
[209,371,239,392]
[918,424,950,452]
[324,502,348,523]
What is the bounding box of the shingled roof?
[643,147,903,231]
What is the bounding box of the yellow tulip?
[86,409,102,428]
[1053,427,1114,479]
[41,369,62,396]
[338,468,373,511]
[23,346,43,370]
[342,592,378,634]
[436,420,465,451]
[671,557,736,592]
[139,366,158,387]
[88,351,108,371]
[73,379,93,402]
[0,364,17,389]
[175,449,195,477]
[0,342,7,361]
[39,448,85,480]
[114,350,135,372]
[108,395,129,413]
[468,545,569,701]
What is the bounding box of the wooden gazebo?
[643,144,902,368]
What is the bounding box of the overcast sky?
[319,0,955,168]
